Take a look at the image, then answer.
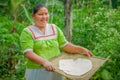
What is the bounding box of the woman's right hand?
[24,51,55,71]
[42,60,55,72]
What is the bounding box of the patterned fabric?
[20,23,68,68]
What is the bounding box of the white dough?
[59,58,92,76]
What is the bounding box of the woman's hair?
[32,4,47,14]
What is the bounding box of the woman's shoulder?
[22,25,34,31]
[21,25,35,36]
[48,23,60,30]
[48,23,56,27]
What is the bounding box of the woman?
[20,3,93,80]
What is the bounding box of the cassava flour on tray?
[59,58,92,76]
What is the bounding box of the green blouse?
[20,24,68,68]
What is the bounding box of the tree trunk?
[110,0,118,9]
[64,0,73,42]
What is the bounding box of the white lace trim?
[23,49,33,54]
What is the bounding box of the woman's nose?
[42,14,48,18]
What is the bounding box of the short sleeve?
[56,26,68,48]
[20,28,34,53]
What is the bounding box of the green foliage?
[21,4,33,24]
[47,0,64,28]
[9,0,24,14]
[0,0,9,15]
[72,1,120,80]
[0,16,25,79]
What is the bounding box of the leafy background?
[0,0,120,80]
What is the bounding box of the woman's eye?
[38,14,43,15]
[37,13,48,16]
[45,13,48,15]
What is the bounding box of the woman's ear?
[32,14,34,18]
[32,14,35,18]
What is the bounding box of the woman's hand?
[82,48,93,57]
[24,51,55,71]
[42,60,55,72]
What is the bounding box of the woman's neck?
[35,24,46,34]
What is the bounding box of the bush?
[0,16,25,79]
[72,5,120,80]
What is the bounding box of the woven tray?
[50,52,109,80]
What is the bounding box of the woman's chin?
[38,23,47,27]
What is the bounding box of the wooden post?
[110,0,118,9]
[64,0,73,42]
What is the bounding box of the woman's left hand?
[82,48,93,57]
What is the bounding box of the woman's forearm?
[62,43,93,57]
[24,51,46,65]
[24,51,55,71]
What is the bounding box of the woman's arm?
[62,42,93,57]
[24,51,55,71]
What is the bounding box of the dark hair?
[32,4,47,14]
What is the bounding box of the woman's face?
[32,7,49,27]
